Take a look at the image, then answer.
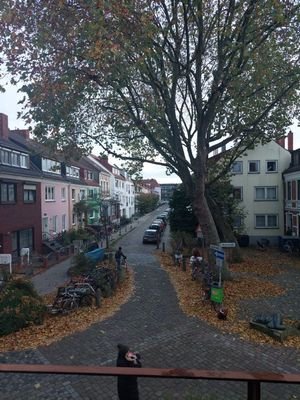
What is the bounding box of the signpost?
[219,242,236,248]
[214,249,225,287]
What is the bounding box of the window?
[66,166,80,178]
[0,182,16,203]
[62,214,66,230]
[52,216,57,232]
[255,214,278,228]
[42,158,61,174]
[232,216,243,228]
[20,154,29,168]
[266,160,278,173]
[231,161,243,174]
[0,148,10,165]
[248,160,260,173]
[19,228,34,252]
[233,187,243,200]
[23,184,36,203]
[86,171,94,180]
[61,187,66,201]
[80,189,86,200]
[45,186,55,201]
[11,152,20,166]
[298,180,300,201]
[255,186,277,201]
[0,147,29,168]
[287,181,292,201]
[71,189,76,201]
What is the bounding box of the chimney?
[287,131,293,151]
[10,129,30,139]
[0,113,9,140]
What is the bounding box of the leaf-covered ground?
[158,248,300,348]
[0,268,134,353]
[1,249,299,352]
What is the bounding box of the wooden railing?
[0,364,299,400]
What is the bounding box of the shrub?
[68,253,97,277]
[0,279,46,336]
[170,231,198,255]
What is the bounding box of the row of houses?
[0,113,136,259]
[1,107,299,258]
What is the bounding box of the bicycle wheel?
[62,296,79,313]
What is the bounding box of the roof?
[138,179,160,189]
[0,161,42,179]
[0,137,30,153]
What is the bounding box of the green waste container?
[210,285,224,303]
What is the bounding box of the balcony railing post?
[248,381,261,400]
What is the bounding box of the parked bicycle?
[48,287,80,314]
[48,282,97,314]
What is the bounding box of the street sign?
[214,250,225,260]
[219,242,236,248]
[210,244,221,251]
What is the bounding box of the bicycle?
[48,287,80,314]
[174,252,183,268]
[122,258,128,271]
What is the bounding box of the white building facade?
[230,140,291,245]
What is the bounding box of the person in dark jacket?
[115,247,126,271]
[116,344,142,400]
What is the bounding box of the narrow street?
[0,207,299,399]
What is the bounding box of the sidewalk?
[31,217,142,295]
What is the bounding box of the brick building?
[0,113,42,258]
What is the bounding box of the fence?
[0,364,299,400]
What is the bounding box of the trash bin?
[210,284,224,303]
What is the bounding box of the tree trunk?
[207,193,243,261]
[192,175,220,246]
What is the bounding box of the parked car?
[149,223,163,234]
[156,215,167,226]
[142,229,159,244]
[152,219,165,231]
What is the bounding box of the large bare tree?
[1,0,299,244]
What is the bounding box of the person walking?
[115,247,126,271]
[116,344,142,400]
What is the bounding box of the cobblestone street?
[0,209,299,399]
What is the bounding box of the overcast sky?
[0,82,299,184]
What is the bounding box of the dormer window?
[66,165,80,178]
[42,157,61,174]
[0,147,29,169]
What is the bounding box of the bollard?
[162,242,165,252]
[182,257,186,271]
[95,288,102,308]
